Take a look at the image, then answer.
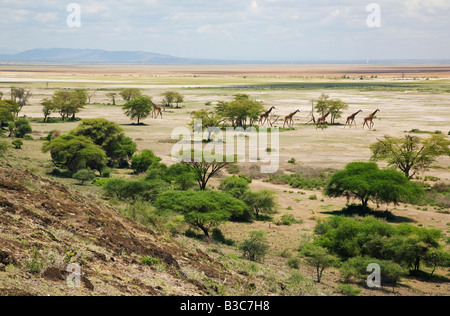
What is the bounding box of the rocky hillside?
[0,164,242,296]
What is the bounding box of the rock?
[0,251,16,266]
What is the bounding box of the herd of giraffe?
[258,107,381,130]
[153,99,380,130]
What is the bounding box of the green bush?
[131,150,161,174]
[239,231,270,262]
[9,118,32,138]
[0,141,8,156]
[141,256,161,266]
[73,169,96,185]
[338,284,361,296]
[287,257,301,269]
[279,214,303,226]
[12,139,23,149]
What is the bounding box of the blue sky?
[1,0,449,60]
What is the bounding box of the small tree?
[131,150,162,174]
[215,94,265,128]
[423,248,450,277]
[244,190,277,219]
[73,169,96,185]
[239,231,270,262]
[12,139,23,149]
[41,98,57,123]
[122,95,153,124]
[0,100,19,126]
[9,118,32,138]
[154,190,248,238]
[42,135,107,173]
[302,245,339,283]
[106,92,117,105]
[71,118,137,167]
[219,175,252,199]
[10,87,32,114]
[119,88,142,102]
[182,153,231,190]
[371,134,450,179]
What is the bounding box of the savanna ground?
[1,63,449,296]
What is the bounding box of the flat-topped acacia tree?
[122,95,153,125]
[325,162,424,209]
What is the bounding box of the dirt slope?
[0,164,240,296]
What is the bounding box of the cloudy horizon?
[1,0,449,61]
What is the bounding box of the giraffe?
[153,104,163,119]
[259,106,276,126]
[345,110,363,128]
[362,109,380,130]
[316,111,331,128]
[283,110,300,128]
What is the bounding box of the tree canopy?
[154,190,248,237]
[215,94,265,128]
[371,134,450,179]
[42,135,107,173]
[325,162,424,209]
[71,118,137,167]
[122,95,153,124]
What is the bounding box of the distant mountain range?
[0,48,219,64]
[0,48,449,65]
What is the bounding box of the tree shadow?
[119,123,149,127]
[321,205,416,224]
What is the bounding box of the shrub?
[154,190,248,237]
[73,169,96,185]
[0,141,8,156]
[42,135,107,173]
[279,214,303,226]
[12,139,23,149]
[100,167,111,178]
[141,256,161,266]
[239,231,270,262]
[287,257,301,269]
[131,150,162,174]
[9,118,32,138]
[338,284,361,297]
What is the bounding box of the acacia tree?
[42,135,107,173]
[325,162,424,209]
[302,245,339,283]
[49,89,87,121]
[371,134,450,179]
[122,95,153,124]
[154,190,247,237]
[119,88,142,102]
[183,156,230,190]
[71,118,137,167]
[106,92,117,105]
[314,93,348,124]
[10,87,32,115]
[215,94,265,128]
[190,109,224,141]
[0,100,19,127]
